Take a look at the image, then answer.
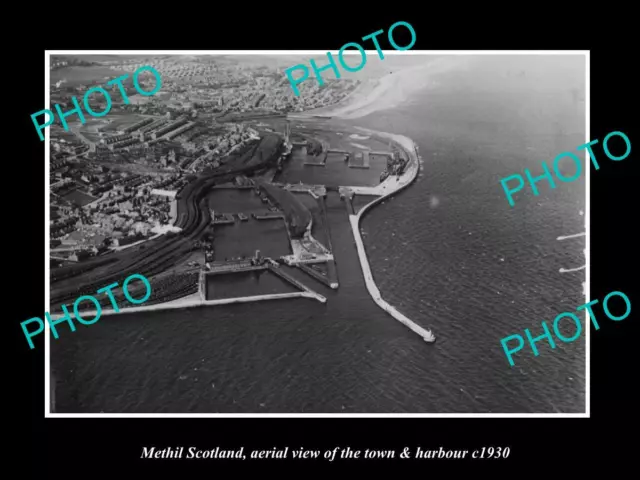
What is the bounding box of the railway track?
[50,135,284,306]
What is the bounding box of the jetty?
[297,263,338,289]
[268,265,317,294]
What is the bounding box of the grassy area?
[63,190,98,207]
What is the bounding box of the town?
[49,56,360,265]
[284,21,417,96]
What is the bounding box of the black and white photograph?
[45,51,587,415]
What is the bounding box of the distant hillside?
[51,56,98,68]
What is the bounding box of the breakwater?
[48,289,326,320]
[48,260,329,321]
[347,133,435,343]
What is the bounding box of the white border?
[45,50,590,418]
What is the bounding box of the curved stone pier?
[347,132,435,343]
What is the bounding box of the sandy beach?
[296,56,465,120]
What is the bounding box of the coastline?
[299,59,443,120]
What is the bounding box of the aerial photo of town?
[49,53,586,414]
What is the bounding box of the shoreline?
[297,59,441,120]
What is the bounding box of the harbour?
[50,54,586,414]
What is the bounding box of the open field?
[62,190,97,207]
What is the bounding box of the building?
[69,250,91,262]
[122,117,154,134]
[150,189,177,199]
[128,94,152,105]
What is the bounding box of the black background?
[13,8,636,476]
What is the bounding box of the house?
[60,238,78,246]
[69,250,91,262]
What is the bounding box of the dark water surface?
[52,56,586,413]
